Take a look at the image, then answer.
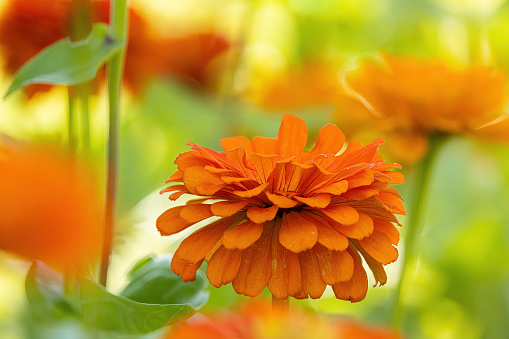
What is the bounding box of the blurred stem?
[99,0,129,287]
[78,82,91,151]
[272,295,290,313]
[67,88,78,153]
[392,134,447,329]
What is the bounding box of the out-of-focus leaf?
[79,277,197,335]
[5,23,121,98]
[120,255,209,309]
[25,261,79,321]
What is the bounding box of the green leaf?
[4,23,122,98]
[25,261,79,321]
[79,278,197,336]
[120,255,209,309]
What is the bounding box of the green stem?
[392,134,447,328]
[67,88,78,153]
[99,0,129,287]
[78,82,91,152]
[272,295,290,314]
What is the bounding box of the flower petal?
[279,211,318,253]
[357,230,398,265]
[246,205,279,223]
[328,212,374,240]
[180,204,214,224]
[252,136,278,155]
[171,255,204,282]
[277,114,308,159]
[331,249,368,302]
[298,249,327,299]
[310,123,345,157]
[249,153,283,184]
[293,194,331,208]
[174,214,241,263]
[268,240,302,299]
[313,244,354,285]
[266,192,298,208]
[156,206,190,236]
[373,218,399,245]
[183,165,225,195]
[310,180,348,195]
[344,169,374,189]
[220,136,254,153]
[321,205,359,225]
[300,212,348,251]
[211,200,250,217]
[233,182,269,198]
[206,246,242,287]
[222,220,264,250]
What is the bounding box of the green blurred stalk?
[392,134,447,329]
[99,0,129,287]
[67,87,78,154]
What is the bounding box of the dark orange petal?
[180,204,213,223]
[377,192,405,215]
[246,205,278,223]
[332,249,368,302]
[268,240,302,299]
[225,147,256,179]
[310,180,348,195]
[166,170,184,183]
[373,218,399,245]
[298,249,327,299]
[183,165,225,195]
[266,192,298,208]
[249,153,283,184]
[310,123,345,157]
[345,169,374,189]
[174,214,241,263]
[252,136,278,155]
[334,197,400,224]
[341,186,380,200]
[384,171,405,184]
[233,182,269,198]
[220,136,254,153]
[321,205,359,225]
[206,246,242,287]
[329,212,374,240]
[221,220,263,250]
[211,200,250,217]
[300,212,348,251]
[171,255,204,282]
[169,191,186,200]
[357,230,398,265]
[277,114,308,159]
[279,211,318,253]
[313,244,354,285]
[232,227,272,297]
[293,193,331,208]
[336,139,384,167]
[156,206,189,236]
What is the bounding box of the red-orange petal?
[221,220,264,250]
[233,182,269,198]
[246,205,279,223]
[206,246,242,287]
[293,193,331,208]
[279,211,318,253]
[183,166,225,195]
[268,241,302,299]
[171,255,204,282]
[300,212,349,251]
[174,214,241,263]
[310,180,348,195]
[331,249,368,302]
[345,169,375,189]
[321,205,359,225]
[313,244,354,285]
[180,204,214,223]
[266,192,298,208]
[252,136,278,155]
[329,212,374,240]
[211,200,250,217]
[310,123,345,157]
[298,249,327,299]
[277,114,308,159]
[357,230,398,265]
[156,206,190,236]
[373,218,399,245]
[249,153,283,184]
[220,136,254,154]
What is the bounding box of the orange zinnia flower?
[345,53,509,163]
[0,144,102,270]
[157,114,404,301]
[167,301,402,339]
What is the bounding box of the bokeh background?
[1,0,509,338]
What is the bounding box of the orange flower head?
[0,144,102,270]
[158,114,404,301]
[345,53,509,163]
[167,301,402,339]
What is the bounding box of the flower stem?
[392,134,447,328]
[78,82,91,152]
[272,295,290,313]
[67,88,78,154]
[99,0,129,287]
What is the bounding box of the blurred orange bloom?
[0,0,230,96]
[167,301,402,339]
[0,144,102,270]
[158,114,404,301]
[345,53,509,163]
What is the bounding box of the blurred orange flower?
[158,114,404,301]
[0,0,230,96]
[0,144,102,270]
[345,53,509,163]
[167,301,402,339]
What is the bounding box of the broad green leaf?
[25,261,79,321]
[79,277,197,335]
[5,23,122,98]
[120,255,209,309]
